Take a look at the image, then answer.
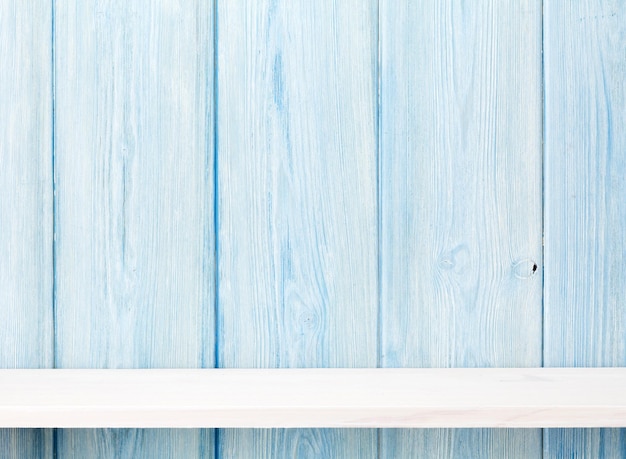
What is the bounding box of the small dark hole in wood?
[532,264,538,273]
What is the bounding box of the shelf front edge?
[1,368,625,428]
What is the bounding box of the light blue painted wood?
[54,0,214,457]
[0,429,52,459]
[544,0,626,457]
[219,429,376,459]
[0,1,53,457]
[380,1,543,457]
[57,429,214,459]
[3,1,625,457]
[217,0,378,457]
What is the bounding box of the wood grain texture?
[0,1,53,456]
[3,369,626,428]
[54,0,214,457]
[217,0,378,456]
[0,429,52,459]
[380,0,543,457]
[544,0,626,456]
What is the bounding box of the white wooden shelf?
[1,368,625,428]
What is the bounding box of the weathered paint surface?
[0,0,53,456]
[1,0,625,457]
[544,0,626,457]
[379,0,543,457]
[54,0,214,457]
[217,0,378,457]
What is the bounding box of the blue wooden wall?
[0,0,624,458]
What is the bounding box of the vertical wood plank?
[544,0,626,456]
[0,1,53,457]
[380,1,543,457]
[54,0,214,457]
[217,0,378,457]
